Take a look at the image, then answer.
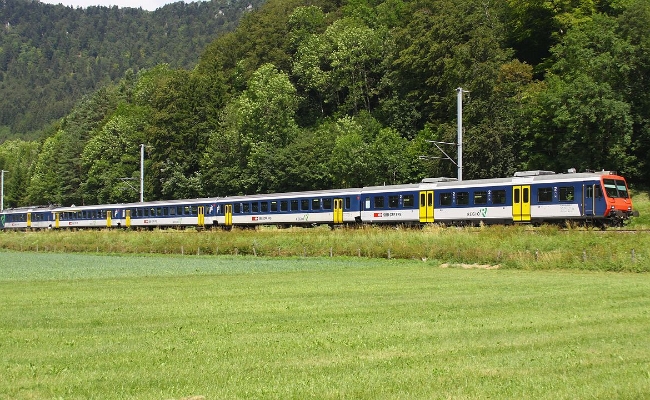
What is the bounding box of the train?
[0,169,640,231]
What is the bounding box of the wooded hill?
[1,0,649,209]
[0,0,263,140]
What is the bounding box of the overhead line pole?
[457,87,468,182]
[1,170,6,211]
[140,144,145,203]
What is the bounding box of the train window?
[389,196,399,208]
[252,202,259,213]
[301,199,309,211]
[538,187,553,202]
[191,206,198,215]
[346,197,351,209]
[440,193,452,206]
[374,196,385,208]
[242,203,250,213]
[271,201,278,212]
[492,190,506,204]
[163,208,169,216]
[603,179,629,198]
[156,207,163,216]
[523,187,529,203]
[457,192,469,205]
[323,198,332,210]
[234,204,241,213]
[289,200,297,211]
[261,202,269,212]
[281,201,288,212]
[169,207,176,216]
[403,195,414,208]
[559,187,574,202]
[474,191,488,205]
[312,198,320,210]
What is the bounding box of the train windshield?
[603,179,629,199]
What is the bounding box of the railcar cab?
[519,170,637,226]
[600,172,638,222]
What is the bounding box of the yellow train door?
[419,191,434,223]
[224,204,233,227]
[333,198,343,224]
[126,210,131,228]
[27,212,32,228]
[513,185,531,222]
[54,212,60,229]
[198,206,205,227]
[106,209,112,227]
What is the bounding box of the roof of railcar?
[420,170,620,189]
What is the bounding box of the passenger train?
[0,170,639,230]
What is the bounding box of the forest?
[1,0,649,209]
[0,0,263,140]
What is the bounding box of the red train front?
[601,173,638,223]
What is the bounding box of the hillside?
[0,0,265,140]
[0,0,649,208]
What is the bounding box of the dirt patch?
[439,263,500,270]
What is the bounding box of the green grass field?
[2,252,649,399]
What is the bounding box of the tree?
[202,63,298,195]
[80,107,147,204]
[523,14,635,175]
[145,69,225,199]
[293,17,386,117]
[0,140,40,207]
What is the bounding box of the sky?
[39,0,187,11]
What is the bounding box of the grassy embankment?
[1,253,649,399]
[1,190,649,271]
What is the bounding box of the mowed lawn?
[1,252,649,399]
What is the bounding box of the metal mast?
[140,144,145,203]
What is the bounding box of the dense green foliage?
[0,0,263,140]
[1,0,649,207]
